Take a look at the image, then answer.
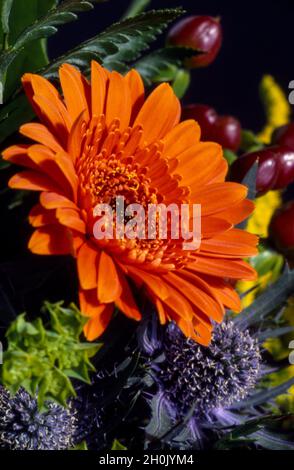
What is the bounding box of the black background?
[49,0,294,131]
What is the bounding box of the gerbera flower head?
[3,61,258,345]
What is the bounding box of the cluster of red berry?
[168,14,294,258]
[231,127,294,194]
[182,104,241,152]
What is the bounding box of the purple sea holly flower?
[0,386,76,450]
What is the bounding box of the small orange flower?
[3,62,258,345]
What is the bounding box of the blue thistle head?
[152,320,261,417]
[0,386,76,450]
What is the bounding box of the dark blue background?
[49,0,294,131]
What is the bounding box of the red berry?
[230,146,294,194]
[211,116,241,152]
[270,202,294,258]
[275,147,294,188]
[167,16,222,68]
[230,151,258,182]
[182,106,241,150]
[272,123,294,151]
[182,104,217,140]
[257,156,278,194]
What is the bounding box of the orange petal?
[2,145,36,169]
[27,146,77,200]
[164,271,224,323]
[182,146,223,185]
[199,274,242,312]
[56,207,86,233]
[72,233,85,257]
[29,74,71,127]
[115,269,141,321]
[40,191,77,210]
[29,204,57,227]
[127,265,169,300]
[33,94,69,145]
[83,302,114,341]
[192,320,212,346]
[22,73,42,118]
[54,151,78,201]
[172,316,197,339]
[166,309,212,346]
[207,158,228,184]
[154,297,167,324]
[161,283,195,322]
[200,229,259,258]
[178,142,222,179]
[91,61,108,117]
[218,199,255,225]
[28,225,73,255]
[20,123,64,153]
[9,171,61,192]
[189,256,257,281]
[97,251,122,303]
[105,71,132,130]
[22,73,71,136]
[193,182,248,216]
[79,288,101,317]
[163,120,201,158]
[124,69,145,123]
[134,83,180,144]
[59,63,90,123]
[77,242,99,290]
[201,216,232,238]
[67,111,87,164]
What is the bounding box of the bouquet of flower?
[0,0,294,452]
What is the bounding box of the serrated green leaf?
[0,0,105,100]
[0,8,184,144]
[7,0,58,45]
[43,9,185,77]
[134,46,193,89]
[1,301,102,408]
[1,0,58,101]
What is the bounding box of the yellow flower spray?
[258,75,291,144]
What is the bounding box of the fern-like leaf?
[43,8,184,78]
[0,8,184,144]
[134,46,195,85]
[0,0,105,97]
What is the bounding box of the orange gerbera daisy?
[3,61,258,345]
